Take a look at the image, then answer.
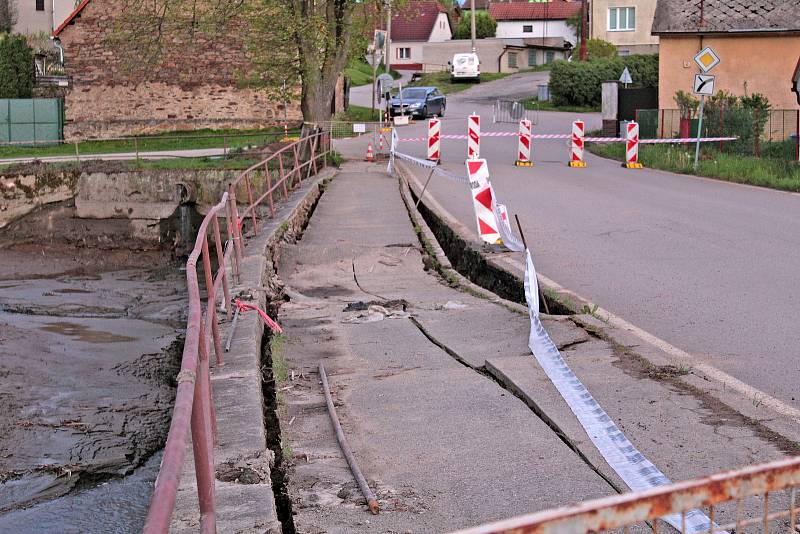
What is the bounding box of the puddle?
[39,321,138,344]
[51,288,93,294]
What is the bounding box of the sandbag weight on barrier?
[516,119,533,167]
[427,118,441,162]
[625,121,643,169]
[468,114,480,160]
[569,120,586,167]
[466,158,502,245]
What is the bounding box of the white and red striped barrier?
[427,118,441,162]
[569,120,586,167]
[625,121,643,169]
[516,119,533,167]
[468,114,480,160]
[466,158,501,245]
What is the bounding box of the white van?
[449,53,480,83]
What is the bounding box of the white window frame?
[397,47,411,59]
[608,6,635,32]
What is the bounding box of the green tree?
[587,39,616,59]
[0,0,16,34]
[0,34,34,98]
[452,11,497,39]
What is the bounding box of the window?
[545,51,555,64]
[528,50,537,67]
[508,52,518,68]
[397,47,411,59]
[36,0,45,10]
[608,7,635,31]
[619,49,630,56]
[523,24,533,33]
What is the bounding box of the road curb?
[397,159,800,450]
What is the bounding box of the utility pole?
[579,0,588,60]
[385,2,392,74]
[470,0,476,52]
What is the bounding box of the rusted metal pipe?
[224,305,240,352]
[318,363,379,515]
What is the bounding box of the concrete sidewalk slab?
[278,163,615,533]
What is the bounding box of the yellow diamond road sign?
[694,47,720,73]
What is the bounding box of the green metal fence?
[0,98,64,145]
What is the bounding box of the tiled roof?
[489,1,581,21]
[652,0,800,34]
[392,1,451,41]
[53,0,91,36]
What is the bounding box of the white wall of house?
[428,13,452,42]
[496,20,577,45]
[12,0,74,35]
[390,41,426,68]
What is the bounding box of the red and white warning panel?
[466,158,502,245]
[625,121,643,169]
[427,118,441,162]
[569,120,586,167]
[516,119,533,167]
[468,114,480,160]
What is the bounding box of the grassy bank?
[344,60,400,87]
[588,142,800,192]
[0,155,262,174]
[0,127,291,160]
[334,104,381,122]
[522,97,599,113]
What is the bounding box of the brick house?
[652,0,800,110]
[52,0,305,139]
[389,0,453,71]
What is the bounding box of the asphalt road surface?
[341,71,800,410]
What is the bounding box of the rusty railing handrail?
[142,128,331,533]
[450,455,800,534]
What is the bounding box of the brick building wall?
[56,0,303,139]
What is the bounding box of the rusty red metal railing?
[451,456,800,534]
[142,129,331,534]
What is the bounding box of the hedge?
[549,55,658,107]
[0,34,34,98]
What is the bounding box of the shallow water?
[0,248,185,530]
[0,452,162,534]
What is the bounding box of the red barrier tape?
[234,299,283,334]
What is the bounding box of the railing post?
[245,174,258,237]
[293,144,301,184]
[225,198,240,285]
[310,134,319,176]
[202,238,224,366]
[227,183,244,266]
[191,328,217,534]
[212,216,231,321]
[264,163,275,217]
[278,152,287,192]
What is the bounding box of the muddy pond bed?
[0,244,187,532]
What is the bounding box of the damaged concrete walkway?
[275,161,792,533]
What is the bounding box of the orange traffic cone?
[365,142,375,162]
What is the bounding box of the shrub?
[0,34,34,98]
[549,54,658,107]
[587,39,617,59]
[453,11,497,39]
[703,92,772,155]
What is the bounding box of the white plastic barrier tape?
[398,134,739,143]
[493,199,524,252]
[517,119,532,165]
[428,118,441,161]
[522,249,722,534]
[626,121,640,165]
[466,158,501,244]
[468,114,480,160]
[571,120,585,164]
